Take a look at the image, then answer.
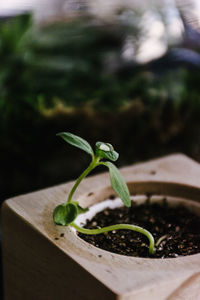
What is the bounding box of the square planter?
[2,154,200,300]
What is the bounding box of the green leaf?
[104,161,131,207]
[57,132,94,157]
[96,142,119,161]
[53,203,78,226]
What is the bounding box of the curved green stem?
[71,223,155,255]
[67,157,100,204]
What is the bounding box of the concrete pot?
[2,154,200,299]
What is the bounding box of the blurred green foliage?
[1,13,200,201]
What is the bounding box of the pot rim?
[67,180,200,264]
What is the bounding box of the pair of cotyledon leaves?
[58,132,119,162]
[53,132,131,226]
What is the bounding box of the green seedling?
[53,132,155,255]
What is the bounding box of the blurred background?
[1,0,200,295]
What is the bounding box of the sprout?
[53,132,155,255]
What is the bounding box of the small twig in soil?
[156,235,168,247]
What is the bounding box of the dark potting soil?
[78,198,200,258]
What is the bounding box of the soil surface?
[78,198,200,258]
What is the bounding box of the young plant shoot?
[53,132,155,254]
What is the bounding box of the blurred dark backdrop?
[1,4,200,204]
